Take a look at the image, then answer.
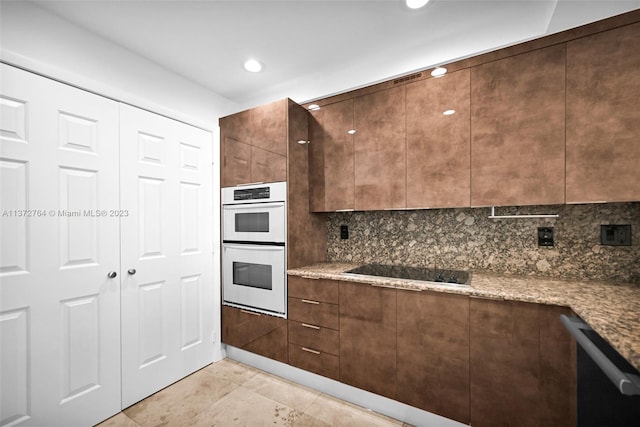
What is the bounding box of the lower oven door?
[222,243,286,317]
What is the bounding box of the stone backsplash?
[327,203,640,284]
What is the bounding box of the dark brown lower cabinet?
[221,305,288,363]
[223,279,576,426]
[397,290,470,424]
[470,298,576,427]
[339,282,397,399]
[288,344,339,380]
[539,305,577,426]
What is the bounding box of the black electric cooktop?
[344,264,470,285]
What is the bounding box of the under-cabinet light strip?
[488,206,560,219]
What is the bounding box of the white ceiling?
[31,0,640,110]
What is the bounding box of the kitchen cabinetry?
[406,69,471,208]
[286,101,328,268]
[287,276,340,379]
[339,281,397,399]
[471,45,566,207]
[308,99,355,212]
[354,86,406,211]
[566,22,640,203]
[397,289,470,424]
[221,305,288,364]
[220,98,288,186]
[470,297,575,427]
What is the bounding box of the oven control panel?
[234,187,270,201]
[222,181,286,205]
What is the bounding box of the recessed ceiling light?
[443,110,456,116]
[347,129,356,135]
[308,104,320,111]
[297,140,309,145]
[244,59,263,73]
[431,67,447,77]
[406,0,429,9]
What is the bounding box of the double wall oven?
[222,182,287,318]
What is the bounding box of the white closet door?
[0,64,121,426]
[119,104,214,408]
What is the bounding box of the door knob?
[128,268,137,275]
[107,271,117,279]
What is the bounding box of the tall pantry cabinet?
[0,64,215,426]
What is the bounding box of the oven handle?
[223,240,285,246]
[222,201,285,209]
[560,315,640,396]
[222,242,285,251]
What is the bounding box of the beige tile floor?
[97,358,413,427]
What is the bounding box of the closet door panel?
[119,104,214,408]
[0,64,121,426]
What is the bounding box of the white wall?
[0,0,239,130]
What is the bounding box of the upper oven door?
[223,202,285,243]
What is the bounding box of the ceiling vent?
[393,73,422,84]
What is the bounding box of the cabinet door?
[471,45,566,206]
[249,99,288,157]
[470,298,540,427]
[250,145,286,183]
[566,22,640,203]
[222,136,251,187]
[354,87,406,210]
[339,282,397,399]
[539,305,576,426]
[308,100,355,211]
[406,69,471,208]
[397,290,470,424]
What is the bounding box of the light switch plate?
[538,227,554,247]
[340,225,349,240]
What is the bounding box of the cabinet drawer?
[288,297,339,330]
[221,306,288,363]
[288,320,339,356]
[288,275,339,304]
[289,344,339,380]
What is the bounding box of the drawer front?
[288,275,339,304]
[288,320,339,356]
[221,306,288,363]
[288,297,339,330]
[289,344,339,380]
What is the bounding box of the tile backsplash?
[327,203,640,284]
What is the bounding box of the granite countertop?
[288,262,640,372]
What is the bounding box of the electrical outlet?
[340,225,349,240]
[538,227,554,247]
[601,224,631,246]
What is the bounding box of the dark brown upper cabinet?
[470,45,566,207]
[220,98,288,186]
[566,22,640,203]
[406,69,471,208]
[308,99,355,212]
[354,86,407,211]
